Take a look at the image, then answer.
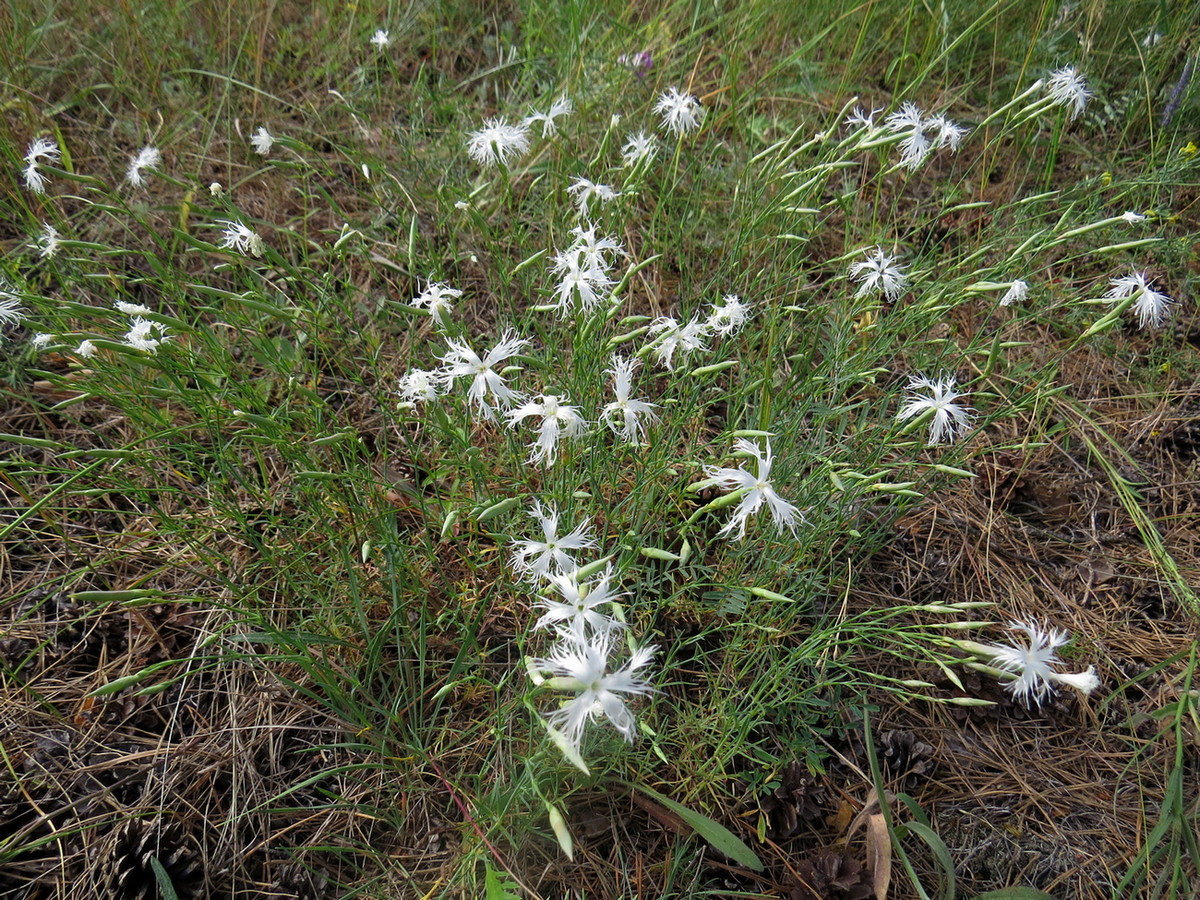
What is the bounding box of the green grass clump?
[2,1,1198,898]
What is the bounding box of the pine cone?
[761,761,827,839]
[791,850,874,900]
[267,862,330,899]
[93,818,204,900]
[877,730,935,787]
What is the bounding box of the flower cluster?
[882,102,966,170]
[648,294,752,371]
[549,224,624,316]
[512,504,656,759]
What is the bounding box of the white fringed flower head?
[439,330,530,420]
[648,315,710,370]
[897,374,974,445]
[525,95,573,137]
[397,368,442,405]
[1045,65,1092,120]
[534,567,625,637]
[412,280,463,327]
[702,438,802,541]
[601,355,658,444]
[848,247,908,301]
[550,230,619,317]
[567,176,618,218]
[22,137,60,194]
[36,223,61,259]
[0,286,27,329]
[126,146,160,187]
[123,317,169,353]
[510,500,598,581]
[1104,271,1174,330]
[506,393,587,466]
[466,117,531,168]
[927,114,966,152]
[74,340,97,359]
[218,220,265,258]
[885,102,931,170]
[844,105,881,131]
[251,126,275,156]
[534,629,656,752]
[621,130,657,167]
[654,87,704,135]
[370,29,391,49]
[706,294,752,336]
[1000,280,1029,307]
[978,620,1100,708]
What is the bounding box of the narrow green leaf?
[626,782,762,871]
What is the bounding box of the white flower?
[1105,271,1174,330]
[706,294,752,336]
[218,220,265,258]
[601,355,658,444]
[621,130,657,167]
[75,340,97,359]
[466,117,531,168]
[0,281,27,329]
[124,317,169,353]
[977,620,1100,708]
[35,223,60,259]
[251,126,274,156]
[654,87,704,135]
[927,114,966,152]
[897,374,974,444]
[844,105,881,131]
[848,247,909,301]
[702,439,802,540]
[649,315,709,370]
[1045,65,1092,120]
[209,181,223,197]
[24,137,59,164]
[506,393,587,466]
[510,500,597,581]
[551,249,614,316]
[412,280,463,327]
[397,368,442,404]
[1120,210,1146,224]
[884,102,930,169]
[566,176,618,218]
[31,333,53,349]
[370,29,391,49]
[525,95,573,137]
[1000,280,1029,307]
[439,330,530,419]
[566,223,625,270]
[534,568,625,637]
[534,630,656,752]
[113,300,151,316]
[126,146,160,187]
[22,137,60,194]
